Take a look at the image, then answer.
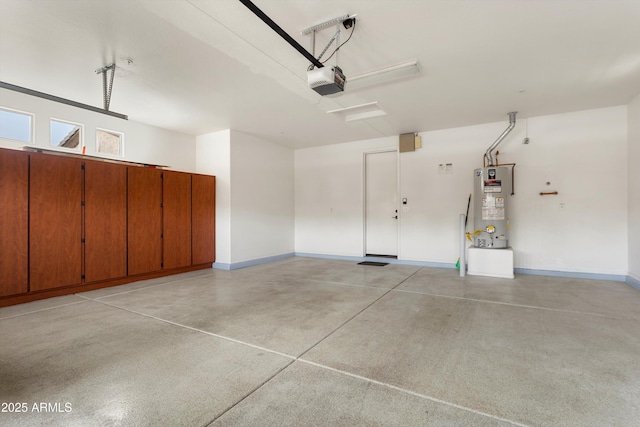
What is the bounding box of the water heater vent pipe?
[484,112,517,166]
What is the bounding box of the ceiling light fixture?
[327,101,386,122]
[347,60,420,91]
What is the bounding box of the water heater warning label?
[482,196,505,220]
[484,179,502,193]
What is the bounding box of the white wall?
[196,129,231,265]
[398,122,508,265]
[628,94,640,281]
[0,88,196,172]
[295,106,628,276]
[197,130,294,267]
[229,131,294,263]
[506,107,627,275]
[295,137,397,257]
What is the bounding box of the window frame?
[0,106,34,144]
[95,127,125,157]
[49,117,84,152]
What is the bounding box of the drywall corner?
[628,93,640,280]
[196,129,231,264]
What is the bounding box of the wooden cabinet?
[128,168,216,274]
[192,175,216,265]
[85,160,127,282]
[0,149,29,296]
[127,166,163,276]
[0,148,215,307]
[29,153,83,291]
[163,171,192,269]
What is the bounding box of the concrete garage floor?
[1,257,639,426]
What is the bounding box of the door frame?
[362,148,400,258]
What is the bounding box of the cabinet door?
[30,154,82,291]
[85,160,127,282]
[192,175,215,265]
[0,149,29,296]
[163,171,191,269]
[128,167,162,275]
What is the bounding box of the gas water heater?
[473,166,510,248]
[472,112,517,249]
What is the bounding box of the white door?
[365,151,398,256]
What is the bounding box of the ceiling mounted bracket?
[315,28,341,64]
[303,14,357,70]
[300,14,355,35]
[95,63,116,111]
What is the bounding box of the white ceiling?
[1,0,639,149]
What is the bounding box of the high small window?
[96,128,124,156]
[50,119,83,150]
[0,107,33,143]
